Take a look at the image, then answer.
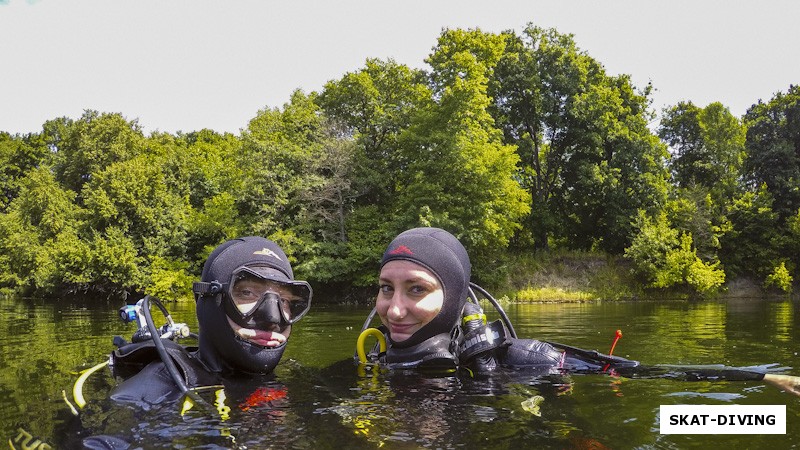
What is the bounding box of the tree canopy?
[0,26,798,299]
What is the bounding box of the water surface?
[2,297,799,448]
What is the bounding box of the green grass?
[514,286,596,302]
[496,250,642,302]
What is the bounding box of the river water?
[2,296,799,448]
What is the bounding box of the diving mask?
[223,266,312,330]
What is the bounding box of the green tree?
[659,101,746,200]
[563,75,668,252]
[79,152,191,296]
[318,60,432,284]
[240,90,360,283]
[0,167,88,293]
[51,110,146,195]
[0,132,51,211]
[658,101,746,264]
[665,190,727,263]
[489,25,668,252]
[743,85,800,221]
[81,154,189,256]
[764,261,793,294]
[86,226,144,294]
[718,185,782,280]
[240,91,317,242]
[288,136,359,282]
[318,58,429,207]
[0,119,232,298]
[396,28,531,279]
[154,129,246,265]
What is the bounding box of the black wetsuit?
[106,339,220,408]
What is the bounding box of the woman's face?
[377,260,444,343]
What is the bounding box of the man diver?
[109,236,312,406]
[360,227,800,396]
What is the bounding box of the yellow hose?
[72,360,110,408]
[356,328,387,363]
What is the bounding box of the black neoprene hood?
[380,227,472,348]
[201,236,294,284]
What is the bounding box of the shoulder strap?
[111,339,214,386]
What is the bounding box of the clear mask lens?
[228,267,311,324]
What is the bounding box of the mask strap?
[193,281,224,297]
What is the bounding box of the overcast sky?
[2,0,798,136]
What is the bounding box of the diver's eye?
[379,284,394,295]
[234,288,258,300]
[409,284,432,296]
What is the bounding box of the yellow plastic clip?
[356,328,387,363]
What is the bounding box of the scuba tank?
[458,302,508,375]
[110,296,202,390]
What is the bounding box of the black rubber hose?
[359,306,379,333]
[468,283,517,339]
[141,295,191,395]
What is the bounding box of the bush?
[764,261,793,294]
[626,211,725,296]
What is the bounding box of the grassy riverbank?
[495,251,791,302]
[495,251,639,302]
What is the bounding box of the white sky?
[1,0,798,136]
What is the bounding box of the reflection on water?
[1,297,800,448]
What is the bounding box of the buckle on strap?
[192,281,223,296]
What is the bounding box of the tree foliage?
[660,101,746,200]
[396,28,530,279]
[744,85,800,221]
[318,59,431,285]
[0,132,50,211]
[488,25,668,252]
[657,101,746,273]
[0,27,797,299]
[717,185,782,279]
[625,211,725,296]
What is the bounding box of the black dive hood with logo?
[380,228,471,360]
[193,236,296,374]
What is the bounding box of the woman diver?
[357,227,800,395]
